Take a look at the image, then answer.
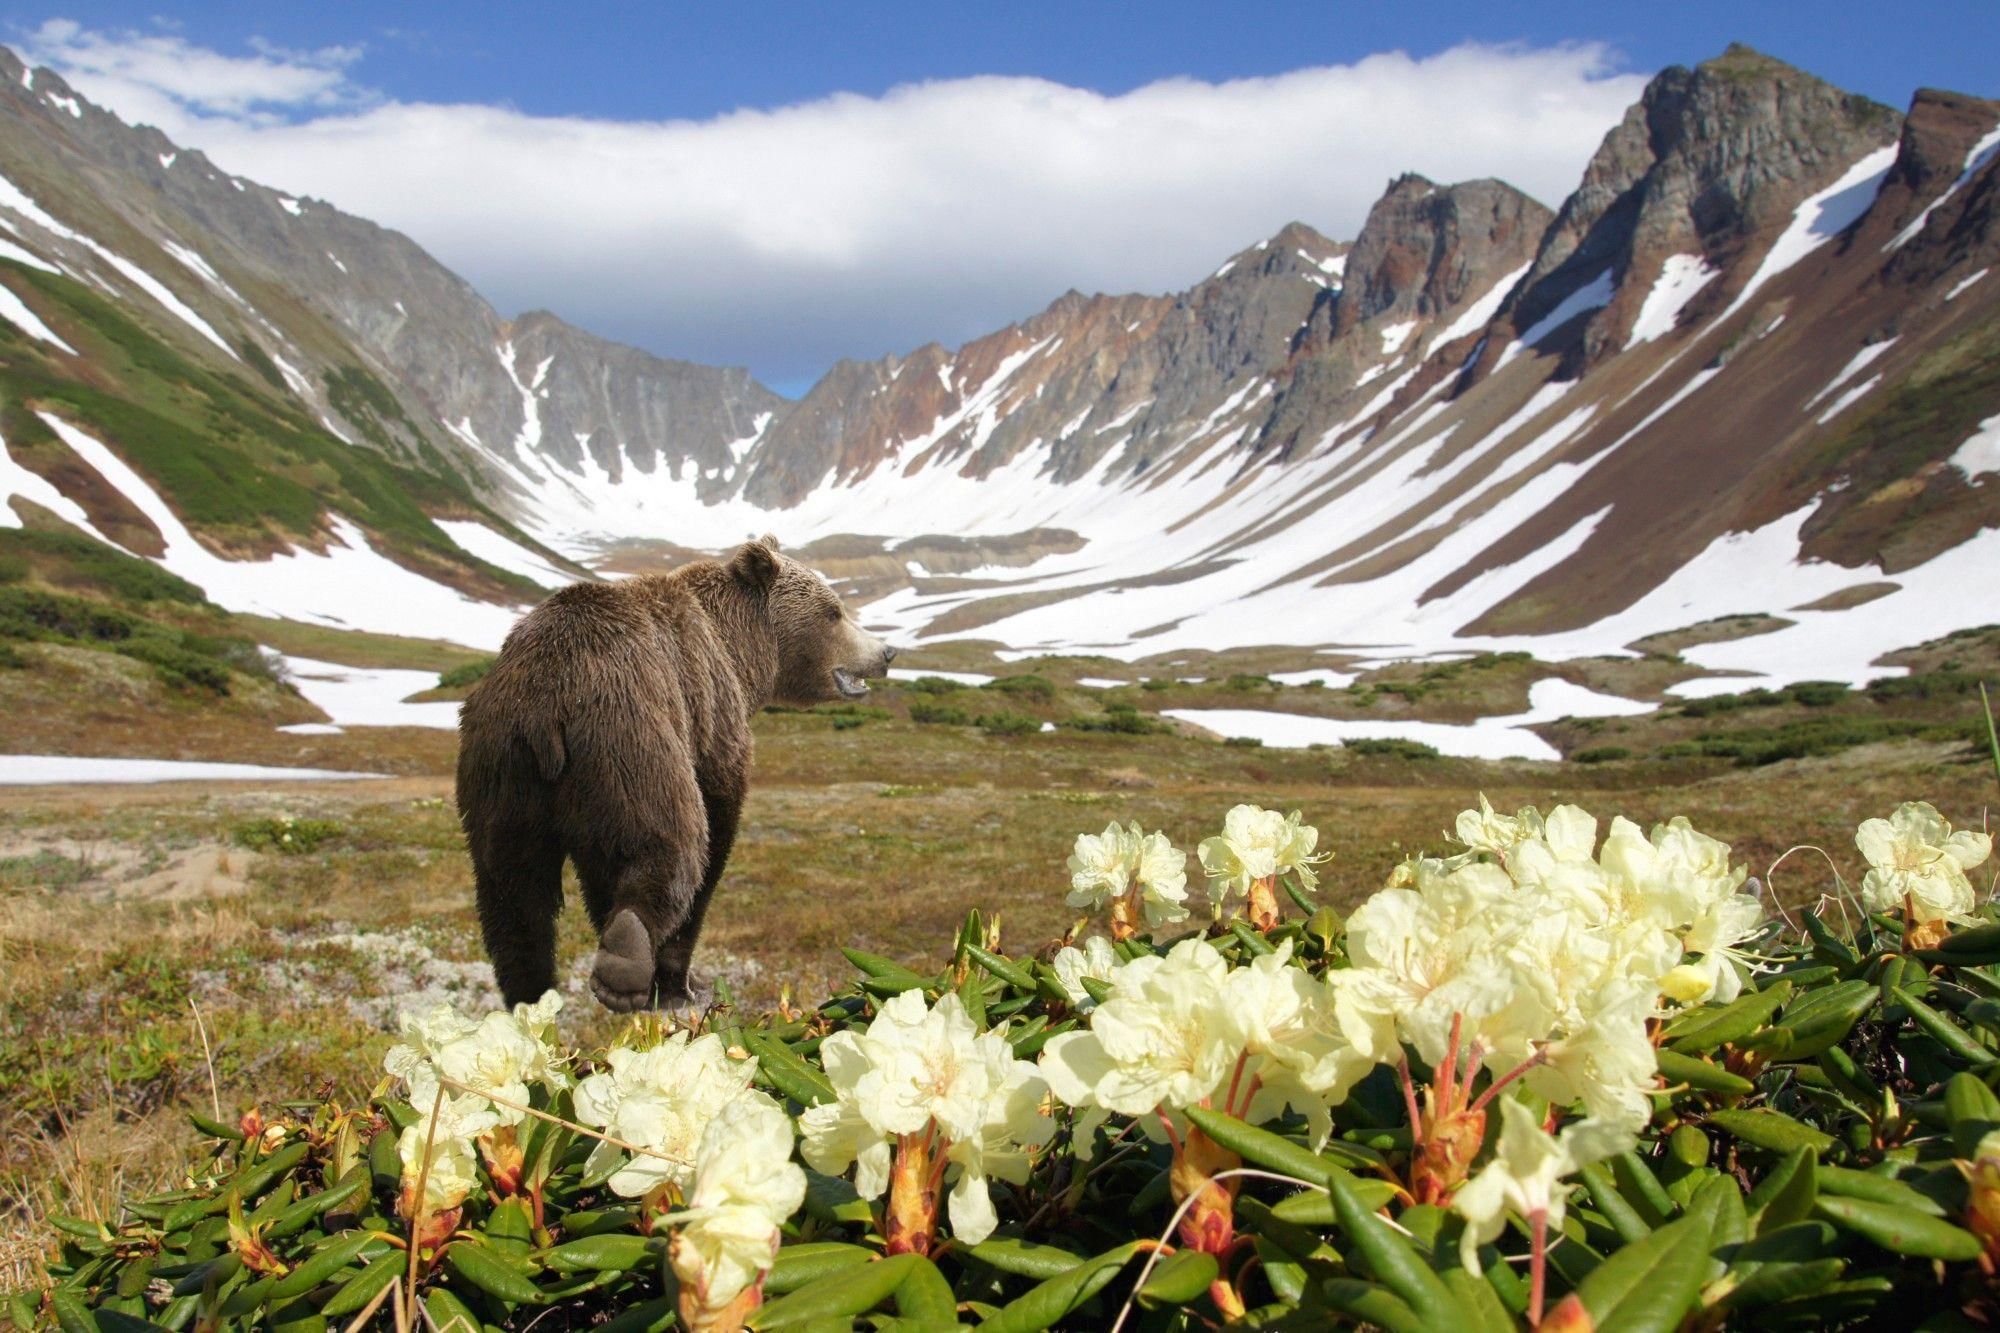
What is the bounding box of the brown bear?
[456,535,893,1011]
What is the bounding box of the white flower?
[384,990,567,1127]
[1452,1099,1632,1271]
[1858,801,1993,923]
[798,991,1051,1244]
[1040,936,1240,1125]
[397,1092,500,1214]
[670,1092,806,1309]
[1051,936,1122,1009]
[1198,805,1327,904]
[1066,822,1136,911]
[1066,823,1191,929]
[572,1032,758,1199]
[1453,794,1541,857]
[1225,943,1373,1145]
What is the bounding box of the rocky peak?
[1488,44,1902,375]
[1331,175,1551,337]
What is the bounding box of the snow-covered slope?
[1,42,1997,690]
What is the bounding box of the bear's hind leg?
[652,778,744,1009]
[588,833,708,1013]
[470,824,565,1008]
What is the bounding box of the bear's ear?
[757,532,780,552]
[729,538,780,595]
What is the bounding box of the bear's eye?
[826,604,842,623]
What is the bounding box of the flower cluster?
[800,990,1053,1250]
[1857,800,1993,928]
[669,1092,807,1330]
[571,1031,759,1201]
[1066,820,1190,937]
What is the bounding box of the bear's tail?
[523,718,566,782]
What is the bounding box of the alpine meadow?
[3,14,2000,1332]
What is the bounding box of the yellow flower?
[1198,805,1327,908]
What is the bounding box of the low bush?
[975,710,1039,736]
[982,673,1055,702]
[907,701,970,726]
[1065,710,1170,735]
[231,815,344,855]
[1573,745,1632,764]
[1343,737,1440,759]
[437,658,494,691]
[1224,673,1273,691]
[1222,735,1263,747]
[897,675,967,694]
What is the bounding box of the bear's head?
[729,535,895,705]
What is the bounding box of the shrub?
[975,710,1039,736]
[1223,735,1263,747]
[1139,677,1172,692]
[231,815,343,854]
[1573,745,1632,764]
[907,701,970,726]
[898,675,968,694]
[1787,679,1850,707]
[1065,710,1169,735]
[831,715,867,731]
[0,552,26,584]
[438,658,494,691]
[1224,673,1273,691]
[1342,737,1440,760]
[983,673,1055,702]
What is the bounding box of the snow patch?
[0,756,384,785]
[1433,262,1530,348]
[1806,340,1897,408]
[41,414,526,649]
[1946,268,1989,301]
[1508,267,1615,355]
[1949,415,2000,480]
[1723,145,1899,323]
[437,519,573,589]
[279,656,462,730]
[1889,122,2000,250]
[277,196,302,216]
[1378,320,1418,355]
[1815,374,1881,425]
[887,667,994,686]
[1165,679,1652,761]
[1626,254,1717,346]
[0,279,74,352]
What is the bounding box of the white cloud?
[22,23,1646,386]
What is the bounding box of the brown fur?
[456,536,892,1010]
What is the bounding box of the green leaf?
[1570,1216,1709,1333]
[187,1112,246,1141]
[765,1241,877,1293]
[1706,1109,1835,1155]
[743,1030,837,1108]
[1663,981,1792,1052]
[1774,980,1879,1060]
[1918,921,2000,966]
[1579,1162,1652,1244]
[958,1242,1143,1333]
[1269,1177,1399,1225]
[1813,1196,1983,1261]
[1747,1147,1817,1234]
[539,1234,659,1274]
[1715,1257,1848,1311]
[963,1237,1087,1281]
[1946,1070,2000,1156]
[1182,1106,1332,1191]
[892,1254,959,1325]
[264,1167,369,1241]
[265,1231,380,1303]
[593,1295,677,1333]
[1136,1249,1218,1308]
[1324,1162,1471,1327]
[964,944,1035,991]
[1816,1165,1946,1217]
[1654,1049,1754,1096]
[1321,1279,1427,1333]
[841,948,930,989]
[1892,987,1996,1065]
[424,1286,483,1333]
[442,1238,548,1306]
[750,1253,922,1328]
[317,1250,402,1319]
[1610,1152,1674,1227]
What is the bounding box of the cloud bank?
[23,21,1648,388]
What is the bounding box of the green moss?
[0,527,207,604]
[983,673,1056,702]
[0,585,270,694]
[438,658,495,691]
[1342,737,1440,760]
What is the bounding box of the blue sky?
[8,4,1991,391]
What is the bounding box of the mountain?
[0,43,1996,692]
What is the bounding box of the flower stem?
[1470,1049,1548,1114]
[1529,1208,1549,1327]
